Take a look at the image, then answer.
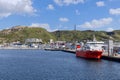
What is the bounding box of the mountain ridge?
[0,26,120,43]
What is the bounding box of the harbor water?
[0,50,120,80]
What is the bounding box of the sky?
[0,0,120,32]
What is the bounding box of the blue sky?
[0,0,120,32]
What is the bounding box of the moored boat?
[76,41,104,59]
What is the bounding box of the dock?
[62,49,120,62]
[102,53,120,62]
[44,48,61,51]
[62,49,76,54]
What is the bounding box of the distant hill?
[0,26,120,43]
[0,26,55,43]
[52,30,120,42]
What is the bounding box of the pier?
[62,49,120,62]
[102,53,120,62]
[62,49,76,54]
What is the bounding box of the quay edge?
[102,54,120,62]
[62,49,120,62]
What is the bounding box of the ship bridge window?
[83,46,90,50]
[86,46,90,49]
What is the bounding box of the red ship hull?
[76,50,103,59]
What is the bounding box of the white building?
[25,38,42,43]
[25,38,42,48]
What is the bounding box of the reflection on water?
[0,50,120,80]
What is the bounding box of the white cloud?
[106,27,114,32]
[79,17,113,28]
[75,9,80,15]
[109,8,120,15]
[30,23,57,32]
[59,17,69,22]
[47,4,54,10]
[54,0,84,6]
[96,1,105,7]
[0,0,36,18]
[30,23,50,30]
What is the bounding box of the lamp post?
[107,32,114,56]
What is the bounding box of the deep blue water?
[0,50,120,80]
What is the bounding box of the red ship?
[76,41,104,59]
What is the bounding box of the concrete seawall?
[102,54,120,62]
[62,49,76,54]
[62,49,120,62]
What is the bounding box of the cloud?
[47,4,55,10]
[59,17,69,22]
[109,8,120,15]
[106,27,114,32]
[30,23,57,32]
[75,9,80,15]
[96,1,105,7]
[54,0,84,6]
[79,17,113,28]
[0,0,36,18]
[30,23,50,30]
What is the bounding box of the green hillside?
[52,30,120,42]
[0,26,55,43]
[0,26,120,44]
